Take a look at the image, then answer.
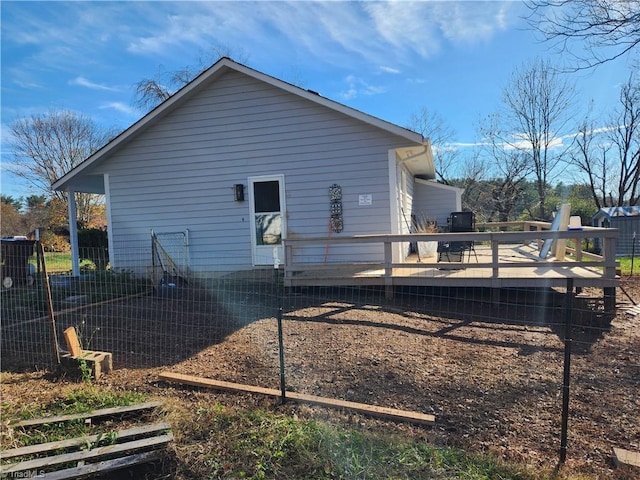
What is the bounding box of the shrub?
[41,231,70,253]
[78,228,108,270]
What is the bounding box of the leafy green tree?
[0,201,26,236]
[1,195,22,212]
[567,184,599,225]
[26,195,47,210]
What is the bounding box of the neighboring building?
[53,58,461,276]
[592,206,640,256]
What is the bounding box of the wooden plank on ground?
[159,372,279,397]
[159,372,436,426]
[0,433,173,474]
[613,447,640,468]
[0,422,171,460]
[42,450,162,480]
[12,401,162,428]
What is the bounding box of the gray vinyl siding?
[92,70,413,272]
[412,180,462,230]
[593,216,639,256]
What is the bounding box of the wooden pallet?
[1,402,172,479]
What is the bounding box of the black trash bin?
[1,238,36,289]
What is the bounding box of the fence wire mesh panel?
[151,229,190,278]
[1,241,638,475]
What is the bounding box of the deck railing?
[283,222,619,290]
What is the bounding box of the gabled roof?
[53,57,426,191]
[593,206,640,220]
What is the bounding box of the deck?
[283,222,619,302]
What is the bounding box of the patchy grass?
[0,384,146,453]
[164,400,548,480]
[2,387,146,421]
[0,374,614,479]
[617,257,640,276]
[29,253,94,274]
[1,270,152,326]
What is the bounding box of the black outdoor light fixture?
[234,184,245,202]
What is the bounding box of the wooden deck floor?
[284,244,619,290]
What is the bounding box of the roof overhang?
[415,177,463,193]
[65,175,105,194]
[395,141,436,179]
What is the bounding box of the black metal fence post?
[277,306,287,404]
[560,278,574,464]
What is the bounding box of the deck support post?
[491,234,499,279]
[384,241,393,300]
[491,288,500,305]
[385,284,394,300]
[602,234,617,314]
[603,287,616,313]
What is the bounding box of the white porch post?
[388,150,402,263]
[67,188,80,276]
[104,174,114,270]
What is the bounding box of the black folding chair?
[438,211,478,262]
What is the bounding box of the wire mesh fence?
[1,241,638,471]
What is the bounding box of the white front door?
[249,175,286,266]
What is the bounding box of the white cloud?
[99,102,139,116]
[340,74,387,100]
[379,66,401,74]
[124,1,519,69]
[432,1,514,45]
[5,66,45,90]
[70,77,120,92]
[500,132,566,151]
[126,6,224,55]
[2,2,145,83]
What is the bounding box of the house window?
[253,180,282,246]
[253,181,280,213]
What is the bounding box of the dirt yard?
[1,279,638,479]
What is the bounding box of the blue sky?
[1,1,635,200]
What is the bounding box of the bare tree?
[456,152,487,217]
[610,76,640,205]
[570,119,611,209]
[407,106,458,184]
[497,58,575,220]
[134,45,249,111]
[569,76,640,207]
[478,114,534,221]
[8,109,116,227]
[526,0,640,69]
